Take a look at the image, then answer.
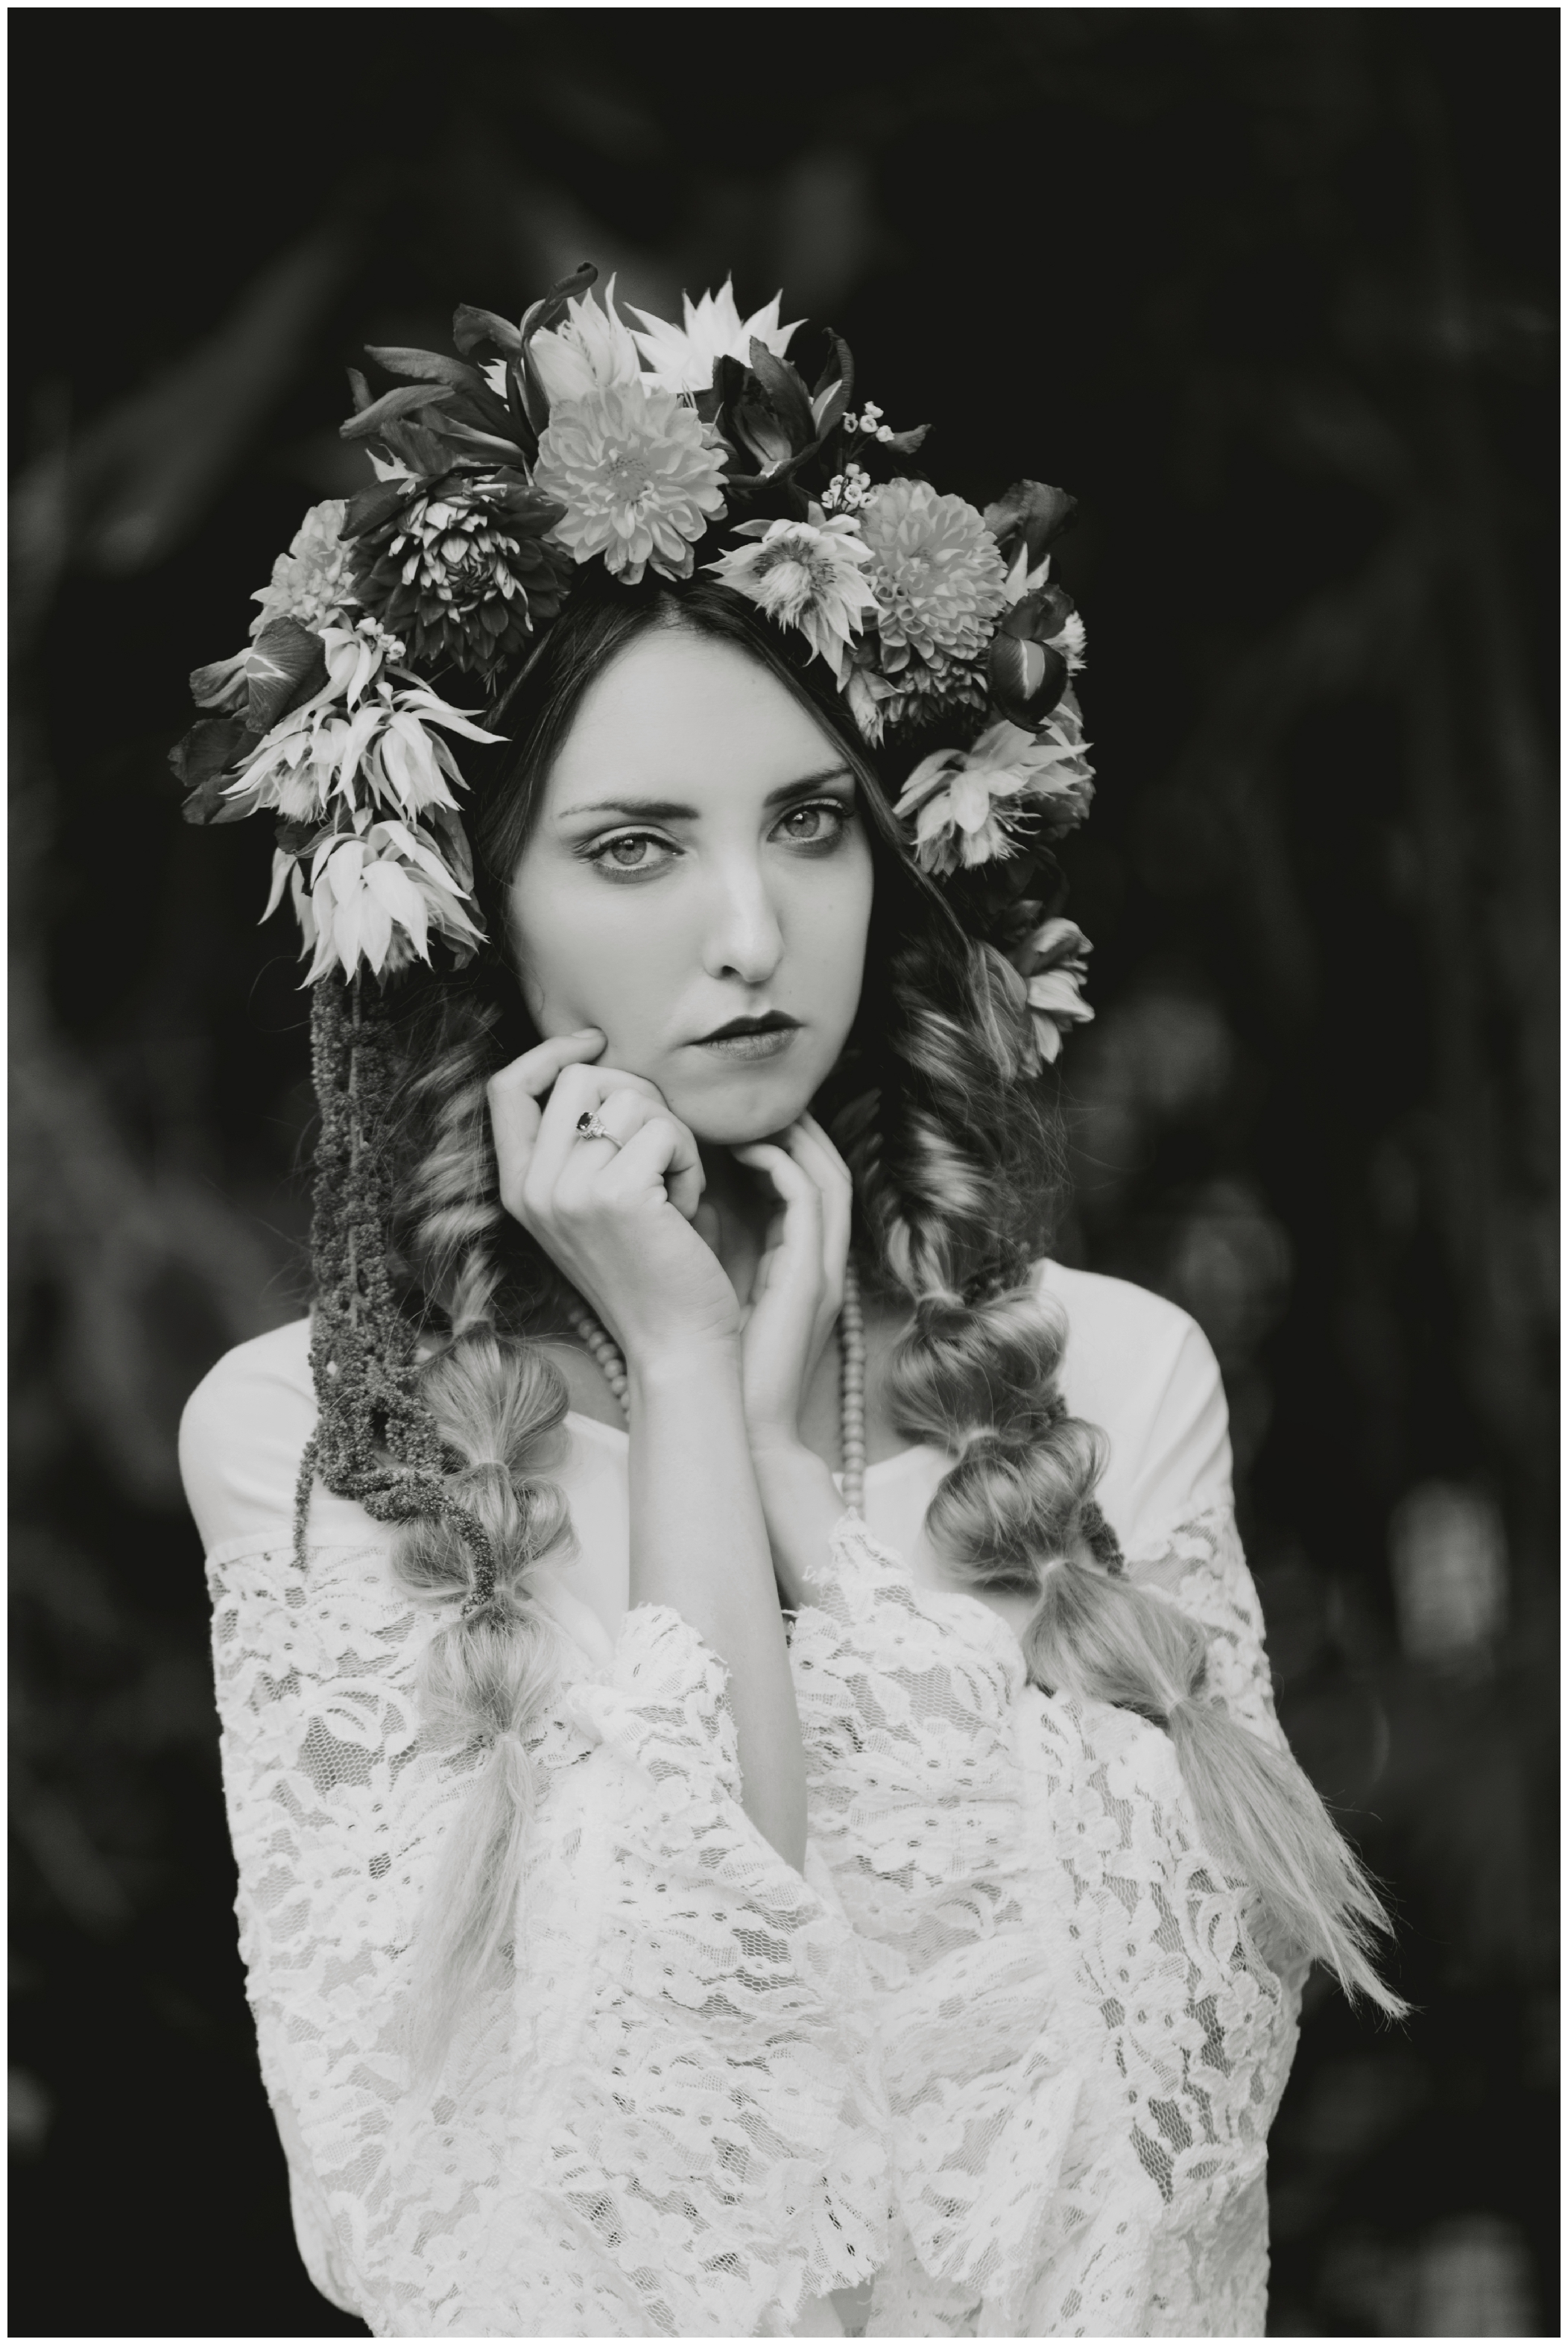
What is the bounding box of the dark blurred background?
[9,9,1557,2336]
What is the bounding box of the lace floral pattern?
[1127,1503,1286,1751]
[790,1514,1303,2339]
[209,1535,886,2337]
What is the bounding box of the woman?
[179,271,1399,2336]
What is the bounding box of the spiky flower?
[859,480,1009,725]
[627,279,800,394]
[529,274,643,406]
[274,808,484,983]
[350,480,572,678]
[250,499,358,637]
[893,714,1094,877]
[224,623,503,831]
[708,512,876,682]
[1017,916,1095,1064]
[534,382,727,584]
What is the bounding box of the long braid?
[843,918,1403,2016]
[380,981,578,2080]
[296,970,579,2080]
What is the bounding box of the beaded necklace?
[561,1256,868,1519]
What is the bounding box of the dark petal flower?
[981,479,1078,565]
[999,583,1078,644]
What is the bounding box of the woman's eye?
[774,800,850,847]
[588,832,671,874]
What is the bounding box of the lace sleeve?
[784,1522,1300,2341]
[1005,1693,1303,2338]
[1127,1502,1286,1752]
[212,1545,885,2339]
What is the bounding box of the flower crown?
[173,265,1096,1065]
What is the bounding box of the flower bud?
[981,479,1078,567]
[989,631,1068,724]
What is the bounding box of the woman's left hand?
[733,1114,854,1454]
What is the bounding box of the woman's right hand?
[487,1029,739,1373]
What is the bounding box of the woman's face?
[506,626,874,1146]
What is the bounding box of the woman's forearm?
[748,1439,846,1611]
[627,1343,806,1868]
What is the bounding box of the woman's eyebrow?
[762,765,854,807]
[557,795,699,824]
[558,766,854,824]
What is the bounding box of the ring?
[575,1109,616,1145]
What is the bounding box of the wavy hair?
[374,569,1401,2076]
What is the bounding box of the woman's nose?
[701,856,784,986]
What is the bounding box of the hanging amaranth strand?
[292,972,496,1594]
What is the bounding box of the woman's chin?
[668,1064,824,1149]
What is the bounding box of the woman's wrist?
[624,1332,742,1395]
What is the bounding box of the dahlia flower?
[628,279,800,395]
[1017,916,1095,1064]
[534,382,727,584]
[893,714,1094,876]
[250,500,358,637]
[349,479,572,678]
[860,481,1009,722]
[224,623,502,830]
[707,513,876,681]
[528,274,643,407]
[274,809,483,982]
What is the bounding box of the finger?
[786,1120,852,1306]
[596,1114,703,1213]
[693,1198,721,1254]
[554,1085,706,1224]
[487,1030,604,1198]
[734,1141,823,1271]
[794,1112,854,1193]
[528,1061,668,1201]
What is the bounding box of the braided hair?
[298,569,1400,2077]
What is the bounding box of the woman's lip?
[693,1025,800,1063]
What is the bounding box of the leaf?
[452,304,522,360]
[245,616,328,735]
[747,340,818,448]
[341,479,412,540]
[364,346,491,396]
[696,351,747,431]
[882,423,930,456]
[346,367,374,414]
[810,330,855,415]
[339,382,455,443]
[170,715,250,804]
[434,417,528,465]
[382,417,458,478]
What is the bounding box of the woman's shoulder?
[1035,1259,1233,1559]
[1037,1257,1206,1362]
[179,1317,323,1556]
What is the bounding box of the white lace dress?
[182,1262,1300,2338]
